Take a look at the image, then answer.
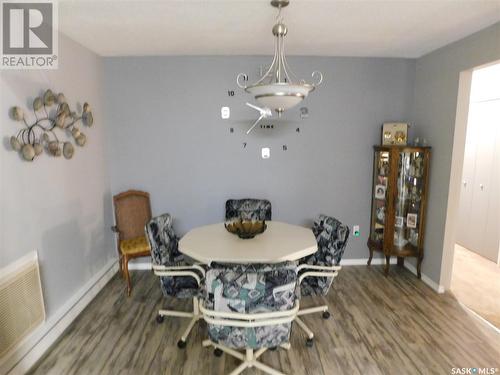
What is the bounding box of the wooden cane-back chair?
[112,190,152,296]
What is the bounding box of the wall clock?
[222,87,308,158]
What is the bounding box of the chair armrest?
[152,264,205,277]
[297,264,342,272]
[152,264,204,286]
[298,270,340,285]
[199,298,299,328]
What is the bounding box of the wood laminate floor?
[451,244,500,329]
[28,266,500,375]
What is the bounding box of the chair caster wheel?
[322,311,331,319]
[214,348,223,357]
[156,314,165,324]
[306,338,314,347]
[177,340,187,349]
[269,347,277,351]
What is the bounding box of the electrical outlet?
[353,225,360,237]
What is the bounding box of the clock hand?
[246,102,272,117]
[246,113,266,135]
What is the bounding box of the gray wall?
[103,56,415,260]
[0,34,115,318]
[413,22,500,283]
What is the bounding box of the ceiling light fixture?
[237,0,323,116]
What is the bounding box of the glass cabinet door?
[393,150,425,250]
[370,150,390,245]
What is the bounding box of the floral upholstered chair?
[145,213,205,349]
[225,199,272,221]
[200,262,299,375]
[296,215,349,346]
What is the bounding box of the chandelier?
[237,0,323,116]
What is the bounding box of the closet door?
[467,100,497,261]
[456,104,479,249]
[482,99,500,262]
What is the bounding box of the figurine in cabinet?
[367,146,431,278]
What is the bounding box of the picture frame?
[382,123,409,145]
[407,213,418,228]
[375,184,386,200]
[377,175,388,186]
[395,216,404,228]
[376,206,385,223]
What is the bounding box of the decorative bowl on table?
[224,219,267,239]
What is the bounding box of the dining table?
[179,221,317,264]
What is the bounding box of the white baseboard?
[404,262,445,293]
[1,257,119,375]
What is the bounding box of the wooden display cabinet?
[367,146,431,277]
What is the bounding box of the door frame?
[439,69,473,290]
[440,60,500,290]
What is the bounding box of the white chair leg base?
[203,340,288,375]
[157,297,201,345]
[295,305,330,344]
[295,317,314,340]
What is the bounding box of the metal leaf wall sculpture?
[9,89,94,161]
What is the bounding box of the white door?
[466,100,499,261]
[481,99,500,262]
[456,104,479,249]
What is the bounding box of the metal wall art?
[9,89,94,161]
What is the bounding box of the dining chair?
[225,198,272,221]
[111,190,152,296]
[296,215,350,346]
[145,213,205,348]
[200,262,299,375]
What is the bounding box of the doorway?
[449,63,500,329]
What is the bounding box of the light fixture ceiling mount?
[237,0,323,116]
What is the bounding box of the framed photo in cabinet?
[407,213,418,229]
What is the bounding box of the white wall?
[413,22,500,286]
[0,34,115,322]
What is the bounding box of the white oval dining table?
[179,221,317,264]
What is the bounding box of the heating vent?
[0,254,45,359]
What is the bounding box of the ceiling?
[59,0,500,58]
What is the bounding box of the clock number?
[296,127,300,133]
[229,127,234,133]
[282,145,288,151]
[243,142,247,148]
[228,90,235,97]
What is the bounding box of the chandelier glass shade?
[237,0,323,115]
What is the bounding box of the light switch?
[221,107,230,119]
[261,147,270,159]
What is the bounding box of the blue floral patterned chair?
[200,262,299,375]
[296,215,349,346]
[225,199,272,221]
[145,213,205,349]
